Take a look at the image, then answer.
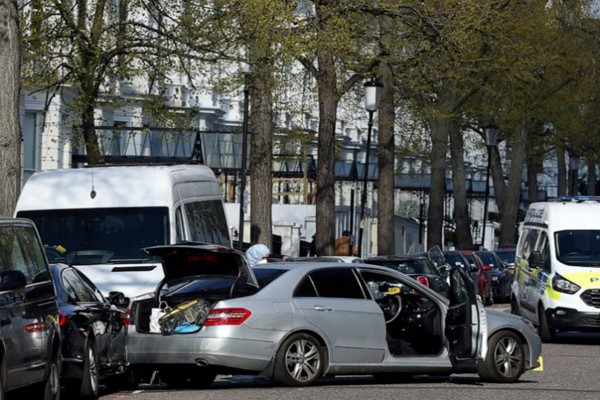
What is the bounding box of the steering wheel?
[378,295,402,324]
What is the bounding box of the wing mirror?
[529,251,546,269]
[108,291,130,308]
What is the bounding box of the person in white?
[245,244,271,266]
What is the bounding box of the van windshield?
[556,230,600,266]
[16,208,169,263]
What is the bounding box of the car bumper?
[546,307,600,331]
[126,331,280,372]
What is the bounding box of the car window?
[295,268,364,299]
[62,268,97,303]
[449,268,470,305]
[0,224,48,283]
[253,268,289,288]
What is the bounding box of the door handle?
[314,305,333,312]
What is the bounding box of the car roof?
[365,254,429,261]
[253,261,448,302]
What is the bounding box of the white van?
[14,164,231,299]
[512,197,600,342]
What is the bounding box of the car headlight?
[552,273,580,294]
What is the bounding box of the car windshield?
[555,230,600,266]
[17,208,169,263]
[445,253,469,272]
[495,250,516,265]
[477,252,503,269]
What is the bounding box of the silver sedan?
[126,244,541,388]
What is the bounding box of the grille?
[580,289,600,308]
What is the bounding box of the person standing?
[245,244,271,266]
[334,230,356,256]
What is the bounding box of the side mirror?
[529,251,545,269]
[108,291,130,307]
[0,270,27,290]
[482,265,492,272]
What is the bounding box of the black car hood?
[145,244,257,286]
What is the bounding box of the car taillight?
[416,276,430,287]
[204,308,251,326]
[121,308,132,326]
[25,321,47,332]
[58,312,69,328]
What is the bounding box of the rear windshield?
[253,267,289,288]
[17,208,169,263]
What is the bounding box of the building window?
[22,112,41,183]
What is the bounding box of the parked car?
[49,263,129,399]
[126,244,542,387]
[495,248,517,274]
[445,250,492,305]
[0,218,62,400]
[363,254,450,298]
[460,250,494,306]
[476,251,513,303]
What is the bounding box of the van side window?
[518,227,539,263]
[536,232,550,271]
[185,200,231,246]
[175,207,185,243]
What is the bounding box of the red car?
[460,250,494,306]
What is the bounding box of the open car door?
[445,266,487,369]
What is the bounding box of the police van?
[512,197,600,342]
[14,164,231,299]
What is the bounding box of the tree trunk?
[449,122,474,250]
[376,62,395,256]
[556,141,567,197]
[499,118,528,244]
[526,149,539,204]
[587,157,596,196]
[426,117,448,249]
[0,0,21,217]
[249,63,273,249]
[314,79,338,256]
[490,145,506,213]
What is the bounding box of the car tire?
[78,339,99,399]
[477,330,525,383]
[33,352,61,400]
[160,367,216,389]
[273,332,325,387]
[0,356,6,400]
[538,305,556,343]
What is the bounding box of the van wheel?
[538,305,556,343]
[477,330,525,382]
[273,333,324,386]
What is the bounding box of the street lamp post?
[357,80,383,257]
[569,154,580,197]
[238,66,250,251]
[481,124,498,250]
